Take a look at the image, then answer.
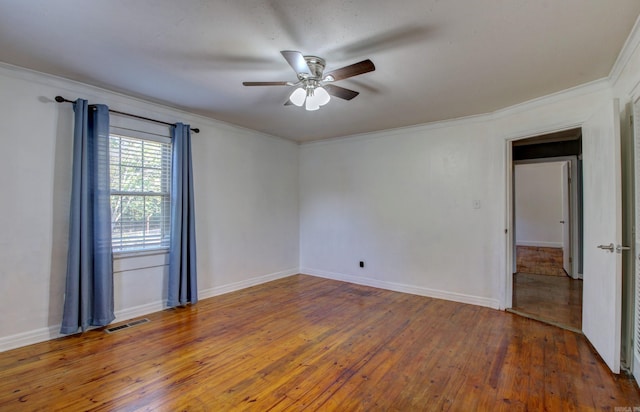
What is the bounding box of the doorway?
[505,100,633,374]
[508,129,583,331]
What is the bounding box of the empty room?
[2,1,640,410]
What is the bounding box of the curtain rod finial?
[55,96,66,103]
[192,128,200,134]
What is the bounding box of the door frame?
[504,125,582,309]
[512,157,580,278]
[561,160,572,275]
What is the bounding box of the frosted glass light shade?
[306,87,331,109]
[289,87,306,106]
[314,86,331,106]
[305,96,320,111]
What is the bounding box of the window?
[109,133,172,252]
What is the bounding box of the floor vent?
[105,318,150,334]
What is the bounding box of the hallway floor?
[512,246,582,331]
[512,272,582,331]
[516,245,567,277]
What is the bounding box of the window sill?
[113,248,169,260]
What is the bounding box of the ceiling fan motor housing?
[300,56,326,80]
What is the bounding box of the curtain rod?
[54,96,200,134]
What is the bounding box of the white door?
[582,99,623,374]
[561,161,571,275]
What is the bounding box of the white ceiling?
[1,1,639,142]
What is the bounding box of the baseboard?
[0,325,63,353]
[2,268,497,351]
[199,267,299,300]
[0,267,299,353]
[516,241,563,248]
[0,300,167,353]
[113,301,166,324]
[302,268,501,310]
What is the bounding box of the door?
[561,161,571,275]
[620,100,636,371]
[582,99,623,373]
[631,97,640,374]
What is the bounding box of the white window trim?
[109,117,173,254]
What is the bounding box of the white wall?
[514,162,564,247]
[299,81,610,310]
[299,119,503,308]
[0,64,299,351]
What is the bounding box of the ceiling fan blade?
[324,84,360,100]
[243,81,290,86]
[326,26,431,59]
[324,59,375,81]
[281,50,311,75]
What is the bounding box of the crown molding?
[609,14,640,86]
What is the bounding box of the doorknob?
[597,243,615,252]
[616,245,631,253]
[559,220,565,224]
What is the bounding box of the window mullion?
[111,191,169,196]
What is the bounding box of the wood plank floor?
[1,275,639,411]
[512,272,583,331]
[516,246,567,277]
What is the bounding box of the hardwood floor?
[516,246,567,277]
[512,272,583,331]
[513,245,582,331]
[1,275,638,411]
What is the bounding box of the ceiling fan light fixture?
[244,51,375,111]
[289,87,306,106]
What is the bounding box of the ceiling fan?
[242,50,375,111]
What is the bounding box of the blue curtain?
[61,100,114,334]
[168,123,198,307]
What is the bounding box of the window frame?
[108,125,172,255]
